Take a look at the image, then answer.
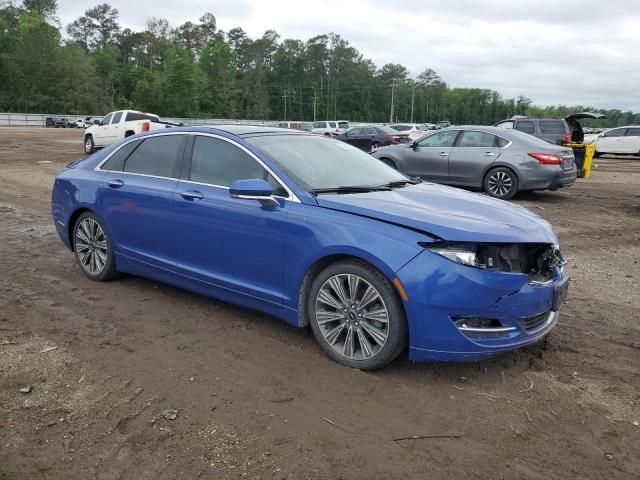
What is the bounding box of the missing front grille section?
[476,243,561,283]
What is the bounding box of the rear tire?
[483,167,518,200]
[84,135,95,154]
[307,260,407,370]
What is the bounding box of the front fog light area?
[452,316,517,338]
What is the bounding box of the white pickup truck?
[83,110,180,154]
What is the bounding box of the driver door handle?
[484,152,496,156]
[180,190,204,201]
[439,152,449,156]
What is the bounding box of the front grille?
[519,311,551,333]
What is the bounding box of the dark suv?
[495,112,606,145]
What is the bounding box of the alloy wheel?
[75,217,108,275]
[487,171,513,197]
[314,273,389,360]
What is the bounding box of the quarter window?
[189,136,288,197]
[516,120,535,134]
[497,121,514,129]
[417,131,458,147]
[123,135,184,178]
[457,131,499,148]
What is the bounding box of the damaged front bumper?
[397,248,567,362]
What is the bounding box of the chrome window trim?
[94,131,300,203]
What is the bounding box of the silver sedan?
[371,126,577,199]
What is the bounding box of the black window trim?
[95,132,299,202]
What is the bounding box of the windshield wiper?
[312,185,392,195]
[377,178,422,188]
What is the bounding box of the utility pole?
[389,80,396,124]
[410,85,415,123]
[333,79,338,120]
[282,89,289,120]
[312,85,317,122]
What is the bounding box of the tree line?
[1,0,638,127]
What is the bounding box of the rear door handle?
[180,190,204,201]
[484,152,496,156]
[107,179,124,189]
[440,152,449,156]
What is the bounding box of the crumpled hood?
[315,183,558,244]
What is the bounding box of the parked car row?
[54,124,568,370]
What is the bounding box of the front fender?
[281,202,429,314]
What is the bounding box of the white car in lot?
[312,120,350,136]
[389,123,430,142]
[590,126,640,156]
[83,110,178,154]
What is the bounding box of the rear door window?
[101,140,141,171]
[457,131,499,148]
[111,111,123,124]
[625,128,640,137]
[604,129,626,137]
[539,120,566,134]
[123,135,185,178]
[328,122,336,128]
[516,120,535,134]
[345,128,361,136]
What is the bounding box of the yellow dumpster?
[564,142,595,179]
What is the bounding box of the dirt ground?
[0,127,638,480]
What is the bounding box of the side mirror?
[229,179,279,207]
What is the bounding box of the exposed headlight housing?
[422,242,564,283]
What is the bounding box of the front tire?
[307,260,407,370]
[484,167,518,199]
[84,135,95,154]
[73,212,117,281]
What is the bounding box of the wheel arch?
[296,252,404,328]
[124,130,135,137]
[482,163,520,183]
[377,156,397,169]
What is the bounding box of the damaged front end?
[421,241,565,284]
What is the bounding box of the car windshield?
[247,135,408,192]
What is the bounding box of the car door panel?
[97,134,186,267]
[449,131,502,186]
[170,135,290,306]
[172,184,290,305]
[403,130,459,181]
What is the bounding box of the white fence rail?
[0,112,275,127]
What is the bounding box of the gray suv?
[495,112,606,145]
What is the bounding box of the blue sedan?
[52,126,568,369]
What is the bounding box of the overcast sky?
[57,0,640,112]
